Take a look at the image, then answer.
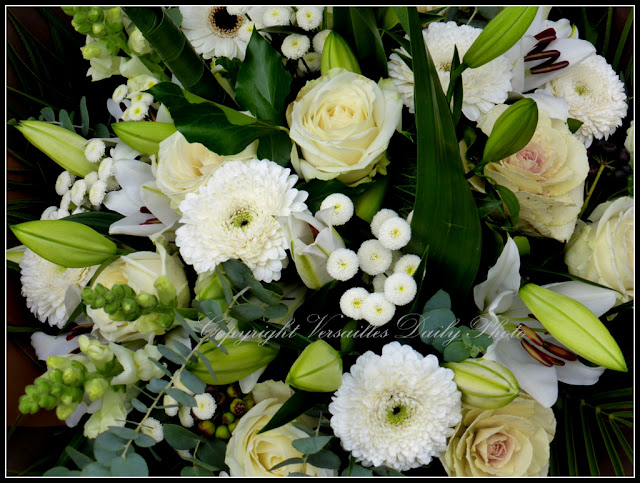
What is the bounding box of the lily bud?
[519,284,627,372]
[482,99,538,165]
[15,121,99,177]
[320,31,361,75]
[463,7,538,68]
[444,358,520,409]
[111,122,177,157]
[286,340,343,392]
[189,339,279,385]
[194,271,229,312]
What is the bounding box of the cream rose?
[225,396,336,477]
[565,196,634,303]
[287,68,402,186]
[87,245,190,343]
[154,131,258,207]
[442,394,556,477]
[478,104,589,242]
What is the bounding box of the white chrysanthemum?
[124,101,149,121]
[298,51,321,73]
[19,249,97,328]
[89,180,107,206]
[55,171,75,196]
[112,84,129,103]
[312,29,331,54]
[192,393,217,421]
[389,22,512,121]
[237,20,257,43]
[377,217,411,250]
[141,417,164,443]
[98,157,114,181]
[129,91,154,106]
[358,240,392,276]
[327,248,359,281]
[372,274,387,293]
[85,139,106,163]
[176,159,308,282]
[179,7,251,61]
[70,179,87,206]
[340,287,369,320]
[179,405,194,428]
[329,342,462,471]
[388,52,416,113]
[625,120,634,164]
[546,55,628,148]
[282,34,311,60]
[40,206,60,221]
[296,7,323,31]
[60,192,71,211]
[394,254,421,276]
[320,193,354,226]
[361,293,395,326]
[142,77,160,91]
[164,394,179,417]
[84,171,98,189]
[263,7,292,27]
[384,273,417,306]
[227,6,249,16]
[370,209,398,239]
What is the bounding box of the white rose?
[225,397,336,477]
[87,245,190,343]
[478,104,589,242]
[154,131,258,208]
[287,68,402,186]
[565,196,634,303]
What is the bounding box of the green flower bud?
[92,22,108,38]
[121,297,138,314]
[111,122,177,157]
[78,335,114,370]
[444,358,520,409]
[72,19,92,35]
[19,395,39,415]
[229,399,246,417]
[103,291,116,304]
[221,412,236,425]
[46,356,69,371]
[87,7,103,23]
[103,301,120,315]
[215,425,231,440]
[286,340,343,392]
[194,271,226,302]
[189,339,279,385]
[63,366,85,386]
[40,394,59,411]
[35,379,52,395]
[61,6,76,16]
[60,386,84,406]
[482,98,538,165]
[73,11,89,26]
[25,385,39,397]
[50,382,64,398]
[136,293,158,310]
[320,31,361,75]
[154,276,177,306]
[111,283,127,300]
[105,7,123,31]
[94,284,107,297]
[85,377,109,401]
[56,402,79,421]
[519,284,627,372]
[198,420,215,437]
[82,287,96,305]
[48,369,63,384]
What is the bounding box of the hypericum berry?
[215,425,231,440]
[230,398,247,417]
[222,412,236,425]
[226,384,242,399]
[198,420,216,438]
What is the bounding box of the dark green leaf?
[134,433,157,448]
[197,439,227,471]
[422,289,452,312]
[349,7,389,78]
[110,452,148,477]
[292,436,333,455]
[265,303,289,320]
[291,422,317,437]
[269,457,305,472]
[79,96,89,137]
[181,466,215,476]
[373,466,405,476]
[596,412,624,475]
[40,107,55,122]
[165,6,183,27]
[175,309,201,343]
[149,357,173,377]
[62,211,124,235]
[65,446,94,470]
[195,349,218,382]
[461,329,492,353]
[258,390,325,434]
[442,340,471,362]
[478,7,500,19]
[180,370,207,395]
[229,304,265,323]
[94,123,110,138]
[164,424,202,450]
[166,388,197,407]
[495,184,520,228]
[95,431,127,451]
[169,340,193,359]
[567,118,584,134]
[107,427,139,441]
[59,109,75,132]
[43,467,82,476]
[257,130,292,168]
[306,450,341,470]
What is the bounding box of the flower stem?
[579,163,606,219]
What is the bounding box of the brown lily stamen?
[517,324,544,346]
[534,28,557,44]
[140,218,161,225]
[521,339,554,367]
[530,61,570,74]
[524,50,561,63]
[543,340,578,361]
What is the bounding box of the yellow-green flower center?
[231,210,254,230]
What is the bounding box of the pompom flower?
[296,7,323,31]
[312,29,331,53]
[98,157,114,181]
[124,101,149,121]
[70,179,87,207]
[546,54,628,148]
[88,180,107,206]
[141,417,164,443]
[179,405,194,428]
[357,240,392,276]
[370,208,398,239]
[340,287,369,320]
[176,159,308,282]
[298,51,322,73]
[329,342,462,471]
[192,393,217,421]
[384,273,417,306]
[55,171,75,196]
[327,248,359,281]
[320,193,354,226]
[112,84,129,103]
[263,7,292,27]
[394,254,421,276]
[281,34,311,60]
[372,273,387,293]
[361,293,395,326]
[377,217,411,250]
[85,139,106,163]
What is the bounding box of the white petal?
[473,238,521,311]
[238,366,267,394]
[555,360,606,385]
[140,182,179,227]
[524,88,569,121]
[30,332,79,360]
[541,281,618,317]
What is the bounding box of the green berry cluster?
[195,383,256,441]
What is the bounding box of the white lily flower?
[473,238,617,408]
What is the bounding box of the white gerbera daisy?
[394,254,421,276]
[85,139,106,163]
[282,34,311,60]
[340,287,369,320]
[296,7,323,31]
[176,159,308,282]
[361,293,395,326]
[546,54,628,148]
[370,208,398,239]
[192,393,217,421]
[55,171,75,196]
[19,249,97,328]
[384,273,417,306]
[377,217,411,250]
[141,417,164,443]
[320,193,354,226]
[388,52,416,113]
[312,29,331,54]
[329,342,462,471]
[357,240,392,276]
[179,7,251,61]
[263,7,292,27]
[226,6,249,16]
[327,248,359,281]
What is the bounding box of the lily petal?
[239,366,267,394]
[474,238,521,311]
[30,332,79,360]
[555,359,606,385]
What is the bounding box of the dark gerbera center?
[209,7,243,37]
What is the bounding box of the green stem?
[579,163,606,218]
[445,63,467,105]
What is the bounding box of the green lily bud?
[136,293,158,310]
[482,98,538,165]
[39,394,59,411]
[285,340,343,392]
[198,420,215,437]
[14,121,98,177]
[463,7,538,68]
[195,271,228,303]
[154,276,177,306]
[190,339,279,385]
[111,122,177,157]
[320,31,361,76]
[229,398,246,417]
[87,7,103,23]
[513,236,530,256]
[444,358,520,409]
[215,425,231,440]
[6,245,25,264]
[519,284,627,372]
[10,220,117,269]
[85,377,109,401]
[56,402,79,421]
[19,395,39,415]
[222,412,236,425]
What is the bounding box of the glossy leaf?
[258,389,327,434]
[163,424,201,450]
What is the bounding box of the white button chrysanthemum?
[546,54,628,148]
[164,394,179,417]
[384,273,417,306]
[70,179,87,207]
[312,29,331,53]
[320,193,354,226]
[60,191,71,212]
[329,342,462,471]
[129,92,154,106]
[176,159,308,282]
[298,51,321,73]
[372,273,387,293]
[19,249,97,328]
[85,139,106,163]
[40,206,61,221]
[112,84,129,103]
[370,208,398,239]
[55,171,76,196]
[296,7,323,31]
[141,417,164,443]
[84,171,99,189]
[89,180,107,206]
[98,157,114,181]
[124,101,149,121]
[361,293,395,326]
[327,248,359,281]
[282,34,311,60]
[179,7,251,61]
[340,287,369,320]
[237,20,257,43]
[263,7,292,27]
[393,254,421,276]
[179,405,194,428]
[377,217,411,250]
[358,240,392,276]
[192,393,217,421]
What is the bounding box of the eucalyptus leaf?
[443,340,472,362]
[95,431,128,452]
[110,452,148,477]
[65,446,94,470]
[306,450,342,470]
[422,289,452,312]
[164,424,202,450]
[197,439,228,471]
[229,304,266,323]
[107,426,139,441]
[180,370,207,395]
[81,462,111,476]
[132,398,148,413]
[166,388,197,407]
[134,433,157,449]
[291,435,333,455]
[146,377,170,393]
[79,96,89,137]
[269,457,305,472]
[158,344,187,365]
